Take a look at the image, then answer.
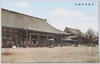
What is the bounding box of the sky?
[2,1,98,33]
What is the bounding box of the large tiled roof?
[2,9,69,35]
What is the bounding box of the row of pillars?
[3,29,62,48]
[8,30,55,47]
[24,30,56,47]
[3,29,22,47]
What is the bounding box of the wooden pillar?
[22,34,24,44]
[56,36,58,45]
[53,36,55,46]
[58,35,60,45]
[60,35,62,46]
[26,31,28,47]
[4,30,7,47]
[56,36,57,45]
[38,35,40,46]
[14,31,16,46]
[20,33,22,48]
[29,33,31,47]
[47,36,49,46]
[10,30,12,47]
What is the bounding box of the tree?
[86,28,94,46]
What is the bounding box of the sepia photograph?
[1,1,99,63]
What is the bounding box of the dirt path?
[2,46,99,63]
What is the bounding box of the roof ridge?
[65,27,79,31]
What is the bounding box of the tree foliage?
[86,28,94,45]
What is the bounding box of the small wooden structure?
[2,9,70,48]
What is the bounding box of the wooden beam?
[2,30,21,33]
[3,29,7,31]
[30,33,56,36]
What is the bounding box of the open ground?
[2,46,99,63]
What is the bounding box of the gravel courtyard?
[2,46,99,63]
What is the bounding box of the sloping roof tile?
[64,27,86,37]
[2,9,69,35]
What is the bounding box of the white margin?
[0,0,1,64]
[0,0,100,64]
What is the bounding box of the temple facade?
[2,9,70,48]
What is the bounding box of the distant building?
[64,27,87,45]
[93,34,99,45]
[2,9,70,48]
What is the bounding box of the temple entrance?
[29,33,55,47]
[39,36,47,47]
[31,35,38,47]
